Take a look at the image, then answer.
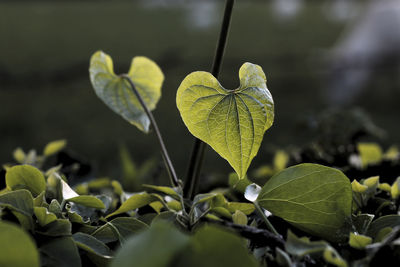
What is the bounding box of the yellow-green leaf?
[0,221,40,267]
[67,196,106,209]
[351,180,368,193]
[106,193,161,218]
[43,140,67,156]
[232,210,248,225]
[378,183,391,192]
[6,165,46,197]
[391,177,400,199]
[363,176,379,188]
[357,143,383,168]
[13,148,25,163]
[348,233,372,249]
[176,62,274,178]
[89,51,164,133]
[34,207,57,227]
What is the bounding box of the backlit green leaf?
[176,62,274,178]
[43,140,67,156]
[106,192,161,218]
[257,163,352,242]
[0,221,40,267]
[67,196,106,209]
[232,210,248,225]
[357,143,383,168]
[349,233,372,249]
[6,165,46,197]
[89,51,164,132]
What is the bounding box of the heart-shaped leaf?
[176,62,274,178]
[89,51,164,132]
[257,163,352,242]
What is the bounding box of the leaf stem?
[121,75,179,188]
[254,201,280,236]
[184,0,235,199]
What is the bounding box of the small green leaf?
[232,210,248,225]
[366,215,400,239]
[106,192,161,218]
[6,165,46,197]
[323,247,348,267]
[143,184,180,199]
[89,51,164,132]
[357,143,383,168]
[391,177,400,199]
[111,222,189,267]
[227,202,255,215]
[13,147,25,163]
[176,62,274,178]
[285,231,347,267]
[273,150,289,171]
[72,232,112,258]
[0,221,40,267]
[43,140,67,156]
[0,189,34,216]
[37,219,72,237]
[352,213,374,234]
[363,176,379,188]
[93,217,148,243]
[352,179,368,193]
[257,163,352,242]
[39,237,81,267]
[375,227,393,242]
[34,207,57,227]
[349,233,372,249]
[67,196,106,209]
[33,191,46,207]
[48,199,63,218]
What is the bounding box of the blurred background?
[1,0,399,182]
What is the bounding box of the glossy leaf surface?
[176,62,274,178]
[257,163,352,242]
[89,51,164,132]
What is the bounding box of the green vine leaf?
[176,63,274,178]
[89,51,164,132]
[257,163,352,242]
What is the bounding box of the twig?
[121,75,179,187]
[184,0,235,199]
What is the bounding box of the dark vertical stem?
[122,75,179,188]
[184,0,235,199]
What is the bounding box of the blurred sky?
[1,0,399,180]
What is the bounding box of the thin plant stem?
[254,202,279,236]
[121,75,179,188]
[184,0,235,199]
